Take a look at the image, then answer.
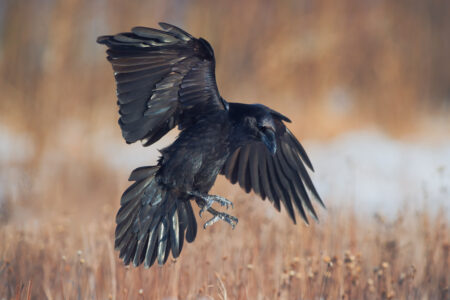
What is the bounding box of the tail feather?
[156,217,169,265]
[182,201,197,243]
[128,166,158,181]
[132,234,147,266]
[122,238,137,265]
[169,204,182,258]
[115,165,197,268]
[144,224,159,267]
[120,175,155,205]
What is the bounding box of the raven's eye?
[257,125,267,131]
[259,125,274,135]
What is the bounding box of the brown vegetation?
[1,196,448,299]
[0,0,449,299]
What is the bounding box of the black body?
[98,23,324,268]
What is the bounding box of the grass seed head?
[377,269,383,277]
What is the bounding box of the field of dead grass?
[1,194,448,299]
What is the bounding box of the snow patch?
[307,130,450,216]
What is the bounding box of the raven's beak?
[261,128,277,155]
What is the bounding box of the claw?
[190,192,234,217]
[203,212,238,229]
[199,206,207,218]
[189,191,238,229]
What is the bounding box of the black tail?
[115,166,197,268]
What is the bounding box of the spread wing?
[98,23,227,146]
[221,121,324,225]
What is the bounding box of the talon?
[199,201,212,217]
[190,192,234,214]
[203,215,220,229]
[203,212,238,229]
[206,195,233,209]
[190,191,237,228]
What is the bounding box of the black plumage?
[98,23,324,268]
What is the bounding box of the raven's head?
[228,103,291,155]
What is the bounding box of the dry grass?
[1,194,448,299]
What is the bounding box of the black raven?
[97,23,324,268]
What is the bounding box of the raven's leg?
[191,196,238,229]
[203,207,238,229]
[188,191,233,217]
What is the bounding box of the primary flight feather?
[98,23,324,268]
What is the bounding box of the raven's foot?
[203,208,238,229]
[189,192,233,217]
[190,191,238,229]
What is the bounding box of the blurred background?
[0,0,449,299]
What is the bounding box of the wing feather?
[257,147,272,202]
[237,145,250,190]
[263,151,282,211]
[221,120,323,224]
[284,134,324,207]
[98,23,227,146]
[280,142,320,219]
[223,148,240,181]
[249,147,261,195]
[271,154,297,223]
[275,148,310,223]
